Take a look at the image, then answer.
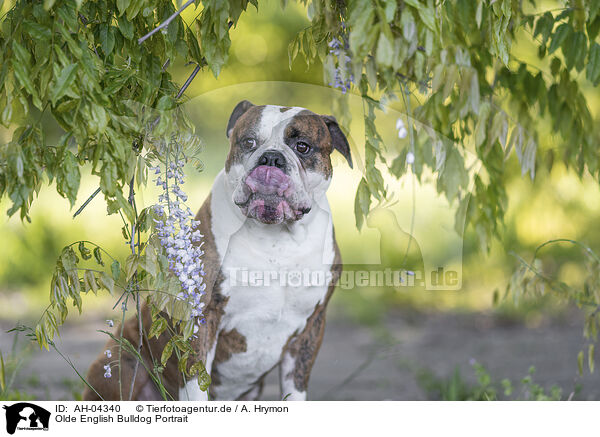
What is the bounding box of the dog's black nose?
[258,151,286,170]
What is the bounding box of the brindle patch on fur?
[283,110,334,179]
[283,237,342,393]
[209,329,248,396]
[213,329,248,364]
[225,105,265,172]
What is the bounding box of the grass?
[417,361,566,401]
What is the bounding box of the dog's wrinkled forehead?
[225,101,353,174]
[230,105,321,144]
[257,105,306,140]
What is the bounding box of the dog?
[83,101,352,401]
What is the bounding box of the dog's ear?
[227,100,254,138]
[322,115,353,168]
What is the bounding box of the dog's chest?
[211,213,335,399]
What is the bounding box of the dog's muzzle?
[234,153,311,224]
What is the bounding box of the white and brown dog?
[84,101,352,401]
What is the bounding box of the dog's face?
[224,101,353,225]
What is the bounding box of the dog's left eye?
[242,138,257,148]
[295,141,311,154]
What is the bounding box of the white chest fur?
[209,171,335,400]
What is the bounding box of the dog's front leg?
[178,314,222,401]
[279,306,327,401]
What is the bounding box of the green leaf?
[475,1,483,28]
[578,350,584,375]
[589,344,595,373]
[148,317,168,339]
[401,9,416,41]
[161,338,175,366]
[550,57,561,76]
[548,23,572,55]
[84,270,98,294]
[587,43,600,84]
[90,104,108,134]
[520,138,537,180]
[563,31,587,71]
[93,247,105,266]
[100,159,118,196]
[382,0,396,22]
[111,260,121,281]
[186,28,202,63]
[57,151,80,206]
[78,242,92,260]
[99,272,115,294]
[141,246,158,277]
[354,178,371,230]
[182,318,195,341]
[100,26,116,56]
[190,360,211,392]
[403,0,420,8]
[116,0,130,16]
[125,254,139,280]
[117,14,134,40]
[417,3,436,32]
[50,63,78,105]
[490,110,508,149]
[474,101,491,148]
[442,64,458,100]
[375,32,393,67]
[61,246,79,272]
[11,43,42,109]
[534,12,554,46]
[468,70,480,114]
[437,148,468,201]
[23,20,52,41]
[431,64,445,93]
[11,39,32,66]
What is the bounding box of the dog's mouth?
[234,165,311,224]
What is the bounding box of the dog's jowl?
[83,101,352,401]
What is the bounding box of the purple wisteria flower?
[327,35,354,94]
[151,159,206,333]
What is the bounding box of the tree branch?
[138,0,195,45]
[72,187,101,218]
[176,64,201,99]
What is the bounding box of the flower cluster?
[327,36,354,94]
[396,118,408,139]
[151,159,206,333]
[103,364,112,379]
[396,118,414,165]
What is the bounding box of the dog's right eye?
[242,138,257,148]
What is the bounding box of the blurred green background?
[1,0,599,400]
[1,0,598,322]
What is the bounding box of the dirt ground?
[1,309,598,401]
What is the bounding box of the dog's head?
[224,101,352,225]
